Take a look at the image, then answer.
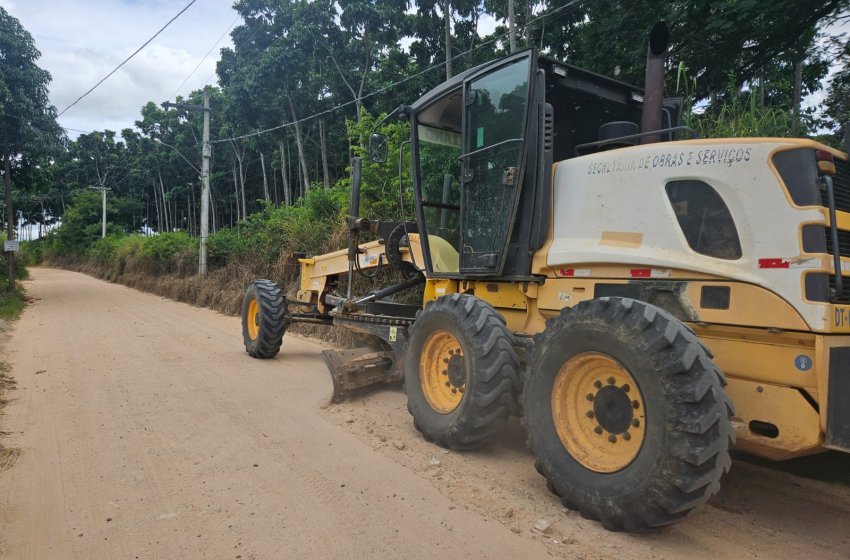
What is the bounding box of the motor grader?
[240,23,850,532]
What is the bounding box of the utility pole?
[161,93,212,276]
[89,186,111,238]
[200,92,211,276]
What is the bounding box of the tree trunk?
[507,0,516,54]
[232,160,240,222]
[260,152,270,201]
[279,139,291,206]
[444,0,453,79]
[272,165,279,205]
[524,0,533,47]
[158,170,170,232]
[152,178,161,232]
[240,160,248,220]
[230,141,248,219]
[287,94,311,193]
[320,119,330,189]
[791,60,803,136]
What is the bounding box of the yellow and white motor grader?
[240,24,850,531]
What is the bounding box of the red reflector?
[758,258,790,269]
[815,149,834,163]
[558,268,575,277]
[630,268,651,278]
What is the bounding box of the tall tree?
[0,7,63,289]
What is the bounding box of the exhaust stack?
[640,21,669,145]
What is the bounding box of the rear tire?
[522,297,734,532]
[241,279,286,359]
[404,294,520,450]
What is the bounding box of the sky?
[3,1,845,140]
[5,0,240,136]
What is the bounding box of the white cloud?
[6,0,239,137]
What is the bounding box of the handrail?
[574,125,697,156]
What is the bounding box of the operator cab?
[406,50,682,279]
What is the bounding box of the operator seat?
[428,235,460,273]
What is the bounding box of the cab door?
[460,51,535,274]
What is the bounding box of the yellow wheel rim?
[420,330,466,413]
[551,352,646,473]
[247,298,260,341]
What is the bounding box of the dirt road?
[1,268,849,559]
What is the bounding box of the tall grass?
[676,63,795,139]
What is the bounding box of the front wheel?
[522,297,734,532]
[404,294,520,450]
[241,279,286,359]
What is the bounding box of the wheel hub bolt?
[631,418,640,428]
[443,358,449,364]
[442,369,448,375]
[451,388,457,394]
[586,411,594,419]
[622,431,632,441]
[445,381,451,387]
[607,377,616,385]
[608,434,617,443]
[593,380,602,389]
[621,384,630,393]
[594,425,603,434]
[632,400,640,409]
[586,393,594,401]
[458,387,464,394]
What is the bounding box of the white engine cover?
[547,139,828,330]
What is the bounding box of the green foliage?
[677,65,794,139]
[0,288,25,320]
[137,232,196,265]
[48,191,123,255]
[346,109,412,220]
[693,94,792,139]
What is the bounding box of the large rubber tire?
[522,297,734,532]
[241,279,286,359]
[404,294,520,450]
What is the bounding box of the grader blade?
[320,347,401,402]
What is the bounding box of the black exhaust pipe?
[640,21,669,145]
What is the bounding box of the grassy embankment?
[0,259,27,471]
[22,188,398,346]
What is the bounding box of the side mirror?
[369,133,388,163]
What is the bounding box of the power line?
[0,111,94,137]
[211,0,583,145]
[169,14,240,102]
[58,0,199,117]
